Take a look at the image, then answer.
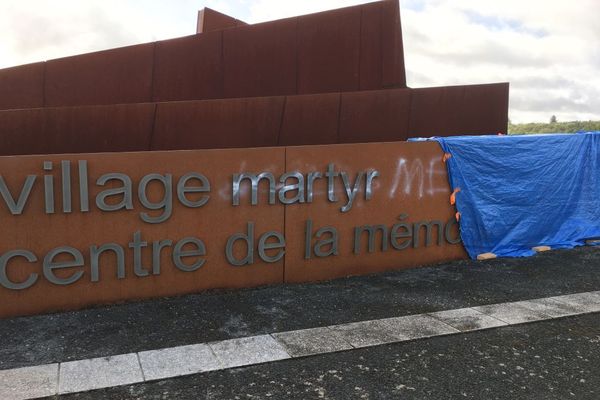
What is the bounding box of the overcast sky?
[1,0,598,123]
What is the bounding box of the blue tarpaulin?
[416,132,600,259]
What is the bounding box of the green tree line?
[508,119,600,135]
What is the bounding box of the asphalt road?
[0,246,598,399]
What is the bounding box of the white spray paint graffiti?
[218,161,282,201]
[218,158,448,203]
[389,157,449,199]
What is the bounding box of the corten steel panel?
[223,19,298,99]
[0,104,154,156]
[297,6,362,94]
[462,83,510,134]
[339,88,410,143]
[197,8,247,33]
[408,83,510,137]
[44,43,155,107]
[152,97,285,150]
[278,93,341,146]
[381,0,407,88]
[153,32,224,102]
[358,2,384,90]
[284,141,466,283]
[0,62,45,110]
[0,108,44,156]
[42,104,155,154]
[0,148,285,318]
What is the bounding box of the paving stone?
[550,291,600,313]
[517,297,584,318]
[138,343,221,381]
[381,314,460,339]
[429,307,507,332]
[0,363,58,400]
[272,327,353,357]
[473,302,551,324]
[58,354,144,394]
[209,335,290,369]
[329,319,407,348]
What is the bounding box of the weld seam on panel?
[149,41,158,103]
[357,6,364,91]
[276,96,288,146]
[336,92,343,143]
[148,103,159,151]
[42,61,48,107]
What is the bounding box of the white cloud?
[0,0,598,123]
[399,0,600,123]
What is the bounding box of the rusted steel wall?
[0,84,509,156]
[152,31,225,103]
[151,97,285,150]
[44,43,155,108]
[0,62,45,110]
[0,104,155,156]
[0,0,406,110]
[279,93,341,146]
[339,89,411,143]
[408,83,510,137]
[0,141,463,318]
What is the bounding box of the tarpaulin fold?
[415,132,600,259]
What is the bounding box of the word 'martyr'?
[0,161,379,223]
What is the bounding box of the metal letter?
[138,174,173,224]
[365,170,380,200]
[128,230,150,277]
[96,173,134,211]
[325,163,338,202]
[353,225,389,254]
[340,171,365,213]
[177,173,210,208]
[152,239,173,275]
[78,160,89,212]
[445,217,462,245]
[0,175,36,215]
[278,172,305,205]
[258,231,285,263]
[304,219,313,260]
[413,220,444,248]
[306,172,322,203]
[44,161,54,214]
[61,160,72,213]
[390,214,412,250]
[0,250,38,290]
[173,237,206,272]
[232,173,276,206]
[313,226,338,258]
[43,246,84,286]
[90,243,126,282]
[225,222,254,266]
